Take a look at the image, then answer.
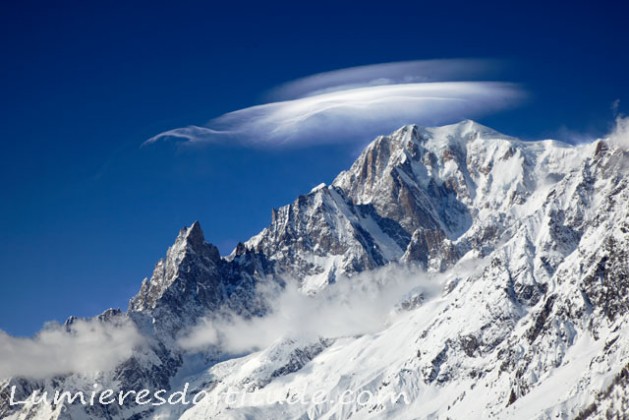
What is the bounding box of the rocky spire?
[128,221,221,315]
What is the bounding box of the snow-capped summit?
[3,121,629,420]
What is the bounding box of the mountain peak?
[174,221,206,252]
[187,220,204,241]
[437,119,508,139]
[128,221,222,315]
[388,120,503,143]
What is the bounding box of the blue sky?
[1,0,627,336]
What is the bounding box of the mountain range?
[2,120,629,419]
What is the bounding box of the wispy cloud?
[145,59,525,148]
[0,318,143,379]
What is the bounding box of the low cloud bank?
[178,264,441,354]
[0,318,143,379]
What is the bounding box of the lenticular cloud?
[145,59,525,148]
[267,58,500,100]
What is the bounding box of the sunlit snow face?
[145,59,525,148]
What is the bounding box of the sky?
[0,0,628,336]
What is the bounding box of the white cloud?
[145,60,525,148]
[178,264,441,354]
[607,115,629,150]
[0,318,143,379]
[611,98,621,116]
[267,59,500,100]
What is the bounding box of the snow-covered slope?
[3,120,629,420]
